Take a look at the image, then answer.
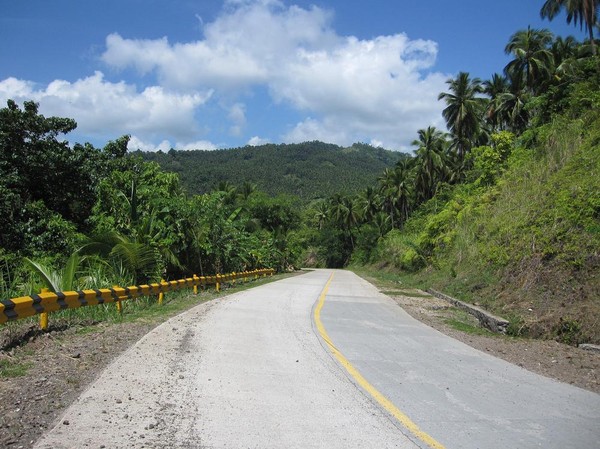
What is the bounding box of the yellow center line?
[314,273,446,449]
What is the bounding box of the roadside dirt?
[1,275,598,449]
[0,320,158,449]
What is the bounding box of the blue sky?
[0,0,586,152]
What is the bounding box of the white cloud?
[177,140,218,151]
[228,103,246,136]
[0,72,212,143]
[102,0,337,91]
[99,0,447,149]
[2,0,449,151]
[247,136,270,146]
[127,135,218,152]
[128,136,172,152]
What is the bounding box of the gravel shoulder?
[1,271,598,449]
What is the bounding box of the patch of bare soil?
[0,320,158,449]
[385,288,599,394]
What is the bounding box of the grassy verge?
[0,358,33,378]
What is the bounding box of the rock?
[578,344,600,354]
[62,420,70,425]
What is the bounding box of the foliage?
[468,131,516,185]
[137,141,404,201]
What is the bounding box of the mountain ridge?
[137,141,406,200]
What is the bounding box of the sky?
[0,0,587,152]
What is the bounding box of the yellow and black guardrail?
[0,268,275,327]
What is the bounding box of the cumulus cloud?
[127,135,218,152]
[99,0,447,150]
[247,135,270,146]
[2,0,449,150]
[0,72,212,144]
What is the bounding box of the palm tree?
[329,194,359,249]
[357,186,382,222]
[496,73,531,134]
[378,164,414,228]
[541,0,599,55]
[372,212,391,238]
[238,181,257,200]
[216,181,237,205]
[312,200,330,230]
[504,27,555,94]
[438,72,486,160]
[483,73,511,131]
[412,127,448,202]
[81,231,161,284]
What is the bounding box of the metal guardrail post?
[158,279,165,305]
[114,285,123,314]
[39,288,49,330]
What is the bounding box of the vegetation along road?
[33,270,600,449]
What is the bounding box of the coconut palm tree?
[357,186,382,222]
[438,72,486,160]
[496,73,531,134]
[378,164,413,228]
[312,200,330,230]
[329,194,360,249]
[238,181,257,200]
[483,73,511,131]
[412,126,448,202]
[541,0,599,55]
[504,27,555,94]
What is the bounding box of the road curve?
[34,269,600,449]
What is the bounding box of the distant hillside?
[137,141,405,200]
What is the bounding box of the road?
[34,269,600,449]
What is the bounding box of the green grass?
[439,309,495,337]
[444,317,493,336]
[0,358,32,378]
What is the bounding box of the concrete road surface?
[34,269,600,449]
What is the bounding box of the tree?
[438,72,486,160]
[412,127,449,203]
[483,73,511,131]
[378,163,414,228]
[356,186,382,222]
[504,27,555,94]
[329,194,360,250]
[0,100,108,254]
[541,0,599,55]
[496,73,531,134]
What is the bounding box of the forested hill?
[137,141,405,200]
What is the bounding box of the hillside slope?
[138,141,404,200]
[374,110,600,344]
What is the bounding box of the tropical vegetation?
[1,1,598,343]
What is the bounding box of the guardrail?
[0,268,275,328]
